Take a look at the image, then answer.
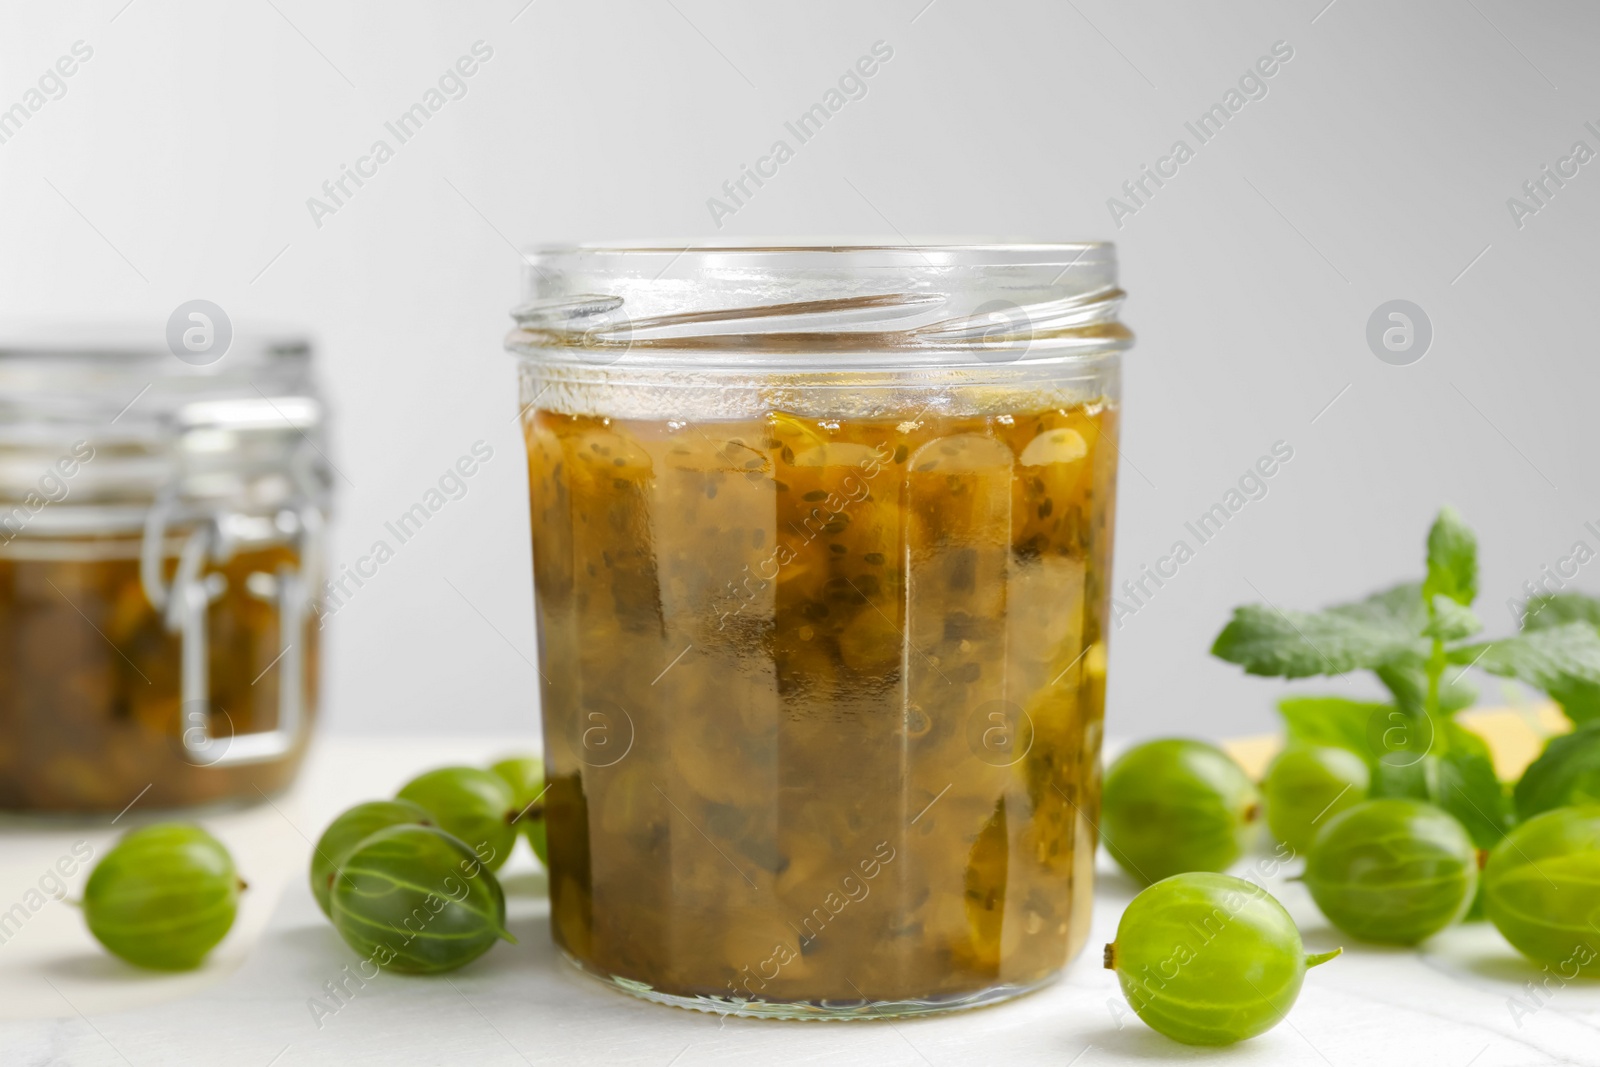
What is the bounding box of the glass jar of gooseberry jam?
[506,245,1130,1018]
[0,326,332,813]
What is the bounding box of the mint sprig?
[1210,506,1600,847]
[1213,508,1600,724]
[1210,581,1438,679]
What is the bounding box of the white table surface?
[2,737,1597,1067]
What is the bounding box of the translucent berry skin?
[329,825,513,974]
[1263,745,1370,853]
[397,767,518,872]
[1101,740,1260,885]
[1105,872,1336,1046]
[310,800,434,917]
[1304,799,1477,945]
[84,824,240,970]
[1482,806,1600,975]
[489,756,548,866]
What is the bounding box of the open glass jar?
[0,327,331,813]
[507,245,1130,1018]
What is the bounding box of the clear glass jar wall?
[0,329,331,812]
[507,246,1130,1018]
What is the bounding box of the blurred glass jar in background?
[507,244,1130,1018]
[0,327,332,812]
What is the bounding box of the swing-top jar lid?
[0,322,331,529]
[0,322,316,431]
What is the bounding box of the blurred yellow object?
[1221,703,1572,782]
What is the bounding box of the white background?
[2,0,1596,739]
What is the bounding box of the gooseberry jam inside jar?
[508,245,1130,1018]
[0,536,318,811]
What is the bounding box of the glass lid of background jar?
[0,322,331,525]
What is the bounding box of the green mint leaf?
[1543,677,1600,725]
[1212,598,1426,679]
[1423,506,1478,607]
[1424,597,1482,642]
[1450,622,1600,723]
[1375,662,1477,715]
[1434,720,1512,849]
[1327,581,1428,632]
[1369,753,1435,800]
[1276,695,1391,762]
[1366,720,1508,847]
[1513,721,1600,820]
[1522,591,1600,632]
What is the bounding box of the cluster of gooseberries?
[72,755,546,975]
[312,756,547,973]
[1100,735,1600,1046]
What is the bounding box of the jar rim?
[510,241,1130,366]
[528,240,1110,255]
[524,241,1117,279]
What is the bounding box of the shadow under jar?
[0,327,332,813]
[506,245,1131,1019]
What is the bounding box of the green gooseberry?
[1105,872,1340,1046]
[1304,798,1478,944]
[397,766,518,872]
[330,824,514,974]
[83,823,242,970]
[1513,723,1600,821]
[309,799,434,917]
[1483,805,1600,975]
[1101,739,1261,885]
[1262,744,1370,853]
[489,755,548,866]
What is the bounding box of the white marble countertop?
[2,737,1596,1067]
